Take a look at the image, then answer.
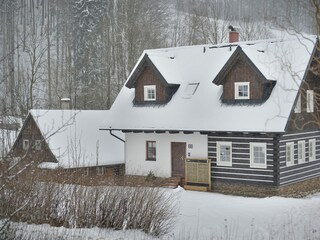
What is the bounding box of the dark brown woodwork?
[171,142,186,177]
[223,58,263,100]
[9,115,56,164]
[287,71,320,131]
[134,66,166,103]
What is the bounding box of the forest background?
[0,0,315,117]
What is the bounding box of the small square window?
[235,82,250,99]
[35,140,41,150]
[144,85,156,101]
[146,141,156,161]
[22,139,29,150]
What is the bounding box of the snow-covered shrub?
[0,182,177,237]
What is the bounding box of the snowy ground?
[6,187,320,240]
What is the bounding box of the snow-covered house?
[8,110,124,176]
[106,32,320,188]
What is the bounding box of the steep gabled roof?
[26,110,124,168]
[213,46,269,85]
[108,36,316,133]
[125,54,170,89]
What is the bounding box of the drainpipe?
[108,129,125,143]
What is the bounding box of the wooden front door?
[171,142,186,177]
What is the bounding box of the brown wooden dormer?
[213,46,275,104]
[125,54,179,105]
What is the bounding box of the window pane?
[238,85,248,97]
[253,146,265,164]
[220,145,230,162]
[147,141,156,160]
[144,85,156,101]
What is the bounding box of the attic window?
[22,139,29,150]
[184,83,199,97]
[235,82,250,99]
[144,85,156,101]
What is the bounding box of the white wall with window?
[309,139,316,161]
[125,132,208,177]
[286,142,294,166]
[297,140,305,163]
[217,141,232,166]
[250,142,266,168]
[306,90,314,112]
[144,85,156,101]
[234,82,250,99]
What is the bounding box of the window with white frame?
[309,139,316,161]
[294,94,301,113]
[22,139,29,150]
[307,90,314,112]
[235,82,250,99]
[35,140,41,150]
[217,142,232,166]
[286,142,294,166]
[250,142,267,168]
[144,85,156,101]
[298,140,305,163]
[146,141,156,161]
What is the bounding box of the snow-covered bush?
[0,182,177,237]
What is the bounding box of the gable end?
[213,46,276,104]
[125,54,179,105]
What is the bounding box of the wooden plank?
[184,185,209,192]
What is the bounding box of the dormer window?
[144,85,156,101]
[235,82,250,99]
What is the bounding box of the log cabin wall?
[208,132,278,186]
[278,130,320,185]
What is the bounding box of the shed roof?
[108,36,316,133]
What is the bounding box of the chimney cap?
[228,25,240,32]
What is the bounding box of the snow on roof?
[109,36,316,133]
[30,109,124,169]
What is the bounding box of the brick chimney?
[61,98,71,110]
[228,25,239,43]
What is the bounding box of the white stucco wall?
[125,132,208,178]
